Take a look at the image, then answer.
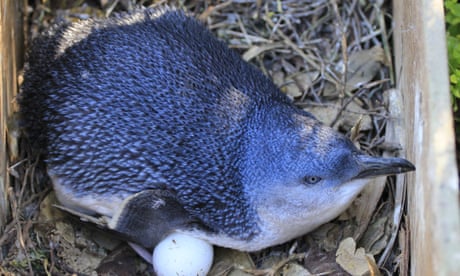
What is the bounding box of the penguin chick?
[19,8,415,252]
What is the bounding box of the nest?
[1,0,408,275]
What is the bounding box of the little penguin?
[19,7,415,252]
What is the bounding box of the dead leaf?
[209,247,254,276]
[350,176,387,242]
[284,82,302,98]
[306,100,372,131]
[321,82,340,98]
[259,254,285,270]
[336,237,376,276]
[344,101,373,130]
[271,71,285,87]
[293,71,319,92]
[360,216,390,255]
[275,71,318,99]
[336,46,385,92]
[306,104,338,128]
[38,192,67,223]
[282,263,312,276]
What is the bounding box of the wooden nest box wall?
[393,0,460,275]
[1,0,24,231]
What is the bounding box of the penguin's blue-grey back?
[20,8,297,238]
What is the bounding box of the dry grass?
[1,0,407,275]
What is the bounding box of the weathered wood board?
[393,0,460,275]
[0,0,24,229]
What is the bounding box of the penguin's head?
[239,106,414,248]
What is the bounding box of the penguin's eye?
[303,176,322,185]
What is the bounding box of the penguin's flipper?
[107,189,196,248]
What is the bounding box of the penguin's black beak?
[353,155,416,179]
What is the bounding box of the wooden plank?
[0,0,24,229]
[393,0,460,275]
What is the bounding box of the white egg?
[152,232,214,276]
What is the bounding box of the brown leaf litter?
[1,0,409,275]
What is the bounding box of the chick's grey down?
[20,8,415,251]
